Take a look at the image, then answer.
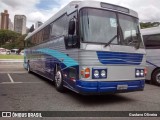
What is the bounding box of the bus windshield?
[80,8,142,48]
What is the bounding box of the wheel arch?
[151,67,160,85]
[151,67,160,78]
[54,63,61,72]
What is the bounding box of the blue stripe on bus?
[146,60,158,67]
[37,48,78,67]
[76,80,145,94]
[97,51,143,65]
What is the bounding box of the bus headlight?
[94,70,99,78]
[135,69,145,77]
[136,69,140,77]
[140,70,144,76]
[101,70,106,78]
[92,69,107,79]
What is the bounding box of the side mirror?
[68,21,75,35]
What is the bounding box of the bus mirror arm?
[64,35,78,49]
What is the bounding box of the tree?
[29,24,35,32]
[2,34,27,50]
[0,30,26,50]
[0,30,20,47]
[140,22,160,29]
[15,34,27,49]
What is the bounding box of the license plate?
[117,85,128,90]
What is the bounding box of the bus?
[141,26,160,86]
[24,1,146,95]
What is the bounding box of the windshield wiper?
[104,25,120,47]
[104,35,117,47]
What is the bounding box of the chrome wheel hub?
[55,71,62,87]
[156,73,160,84]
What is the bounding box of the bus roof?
[25,0,138,40]
[141,26,160,35]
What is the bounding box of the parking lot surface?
[0,62,160,119]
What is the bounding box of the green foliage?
[0,30,20,46]
[14,34,27,49]
[0,30,26,50]
[2,43,16,49]
[140,22,160,29]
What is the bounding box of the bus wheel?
[152,69,160,86]
[27,62,31,73]
[55,67,65,92]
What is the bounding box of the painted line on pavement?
[7,73,14,83]
[0,72,28,74]
[0,82,42,84]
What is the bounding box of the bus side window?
[43,25,50,41]
[50,14,67,38]
[143,34,160,49]
[27,37,35,48]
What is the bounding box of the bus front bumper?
[76,80,145,95]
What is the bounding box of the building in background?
[0,10,9,30]
[26,27,30,34]
[8,18,14,31]
[35,21,43,29]
[14,15,26,34]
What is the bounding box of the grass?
[0,54,24,59]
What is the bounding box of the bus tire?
[152,69,160,86]
[55,66,65,92]
[27,62,31,73]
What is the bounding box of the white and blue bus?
[141,26,160,86]
[24,1,146,95]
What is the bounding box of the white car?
[10,49,19,54]
[6,50,11,55]
[20,50,24,55]
[0,48,9,55]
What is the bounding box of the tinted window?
[118,14,142,47]
[80,8,117,44]
[43,25,51,41]
[26,14,68,47]
[143,34,160,49]
[51,14,67,37]
[80,8,143,49]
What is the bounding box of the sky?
[0,0,160,28]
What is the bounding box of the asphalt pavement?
[0,72,160,111]
[0,60,26,73]
[0,62,160,119]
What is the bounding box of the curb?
[0,59,23,63]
